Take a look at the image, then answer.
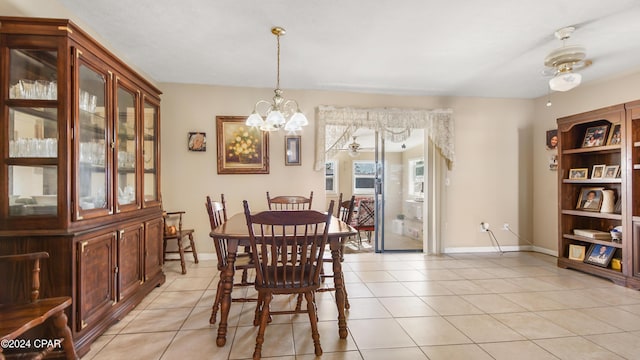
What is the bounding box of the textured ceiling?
[15,0,640,99]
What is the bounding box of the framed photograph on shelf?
[284,135,301,166]
[581,124,609,148]
[188,132,206,151]
[591,164,605,179]
[216,116,269,174]
[568,168,588,180]
[584,244,615,267]
[576,187,604,212]
[607,123,621,145]
[603,165,619,179]
[568,244,586,261]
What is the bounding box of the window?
[325,161,337,193]
[353,160,376,194]
[409,159,424,198]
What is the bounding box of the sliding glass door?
[374,129,425,252]
[325,127,426,252]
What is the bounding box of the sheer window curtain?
[314,105,455,171]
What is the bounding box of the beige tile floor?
[81,251,640,359]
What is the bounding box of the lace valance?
[314,105,455,171]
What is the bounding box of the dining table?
[209,211,356,347]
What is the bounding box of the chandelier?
[246,26,308,132]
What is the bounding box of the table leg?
[216,241,238,347]
[331,240,348,339]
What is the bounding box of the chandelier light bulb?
[246,26,308,133]
[246,112,264,127]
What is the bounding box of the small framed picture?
[188,132,206,151]
[591,164,605,179]
[581,124,609,148]
[546,129,558,150]
[285,135,301,166]
[603,165,619,179]
[568,168,588,180]
[607,124,621,145]
[568,244,586,261]
[584,244,615,267]
[576,187,604,212]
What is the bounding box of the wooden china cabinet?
[0,17,164,356]
[557,101,640,289]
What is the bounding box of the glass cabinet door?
[7,48,59,217]
[143,99,159,204]
[76,61,109,218]
[115,82,138,211]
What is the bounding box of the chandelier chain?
[276,32,281,90]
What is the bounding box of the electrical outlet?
[480,222,489,232]
[502,223,510,231]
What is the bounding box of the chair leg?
[51,310,79,360]
[305,291,322,356]
[241,268,249,285]
[177,238,187,274]
[253,293,272,360]
[162,238,168,263]
[188,232,199,264]
[342,281,351,310]
[253,292,264,326]
[295,293,304,311]
[210,277,223,324]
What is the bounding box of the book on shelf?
[573,229,611,239]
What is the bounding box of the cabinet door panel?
[118,223,143,300]
[142,96,160,206]
[74,53,112,220]
[77,232,116,331]
[144,217,163,281]
[115,79,140,213]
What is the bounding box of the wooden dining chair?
[266,191,313,210]
[243,200,334,359]
[205,194,256,324]
[0,252,78,360]
[353,198,375,246]
[163,210,198,274]
[319,195,355,308]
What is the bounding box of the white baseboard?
[442,245,558,257]
[169,249,559,260]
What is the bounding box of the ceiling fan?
[543,26,592,92]
[336,136,373,157]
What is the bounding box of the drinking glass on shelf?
[19,79,35,99]
[79,90,89,111]
[35,80,48,99]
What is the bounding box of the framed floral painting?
[216,116,269,174]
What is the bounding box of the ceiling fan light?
[549,72,582,92]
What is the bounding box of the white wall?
[160,83,536,254]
